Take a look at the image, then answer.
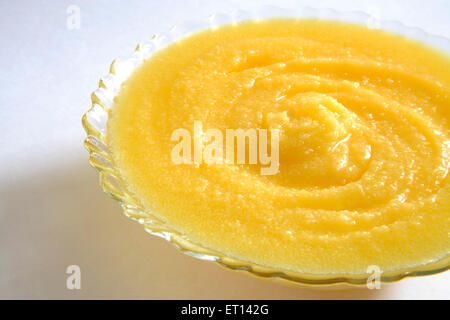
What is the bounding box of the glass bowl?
[82,6,450,287]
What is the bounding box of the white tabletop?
[0,0,449,299]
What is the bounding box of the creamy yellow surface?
[109,19,450,274]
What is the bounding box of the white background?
[0,0,449,299]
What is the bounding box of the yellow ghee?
[108,19,450,274]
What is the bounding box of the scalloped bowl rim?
[82,5,450,287]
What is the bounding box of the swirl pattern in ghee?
[109,19,450,273]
